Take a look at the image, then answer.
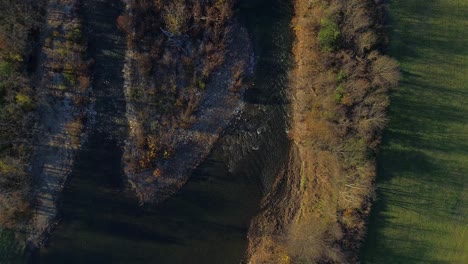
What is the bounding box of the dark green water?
[32,0,292,263]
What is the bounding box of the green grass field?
[362,0,468,263]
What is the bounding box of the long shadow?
[361,0,468,263]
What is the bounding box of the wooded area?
[0,0,43,227]
[289,0,399,261]
[121,0,247,198]
[248,0,400,262]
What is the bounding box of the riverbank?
[247,0,399,262]
[0,0,90,257]
[33,0,292,262]
[28,0,91,247]
[121,0,253,204]
[361,0,468,262]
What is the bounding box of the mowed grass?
[362,0,468,263]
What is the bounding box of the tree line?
[289,0,399,261]
[0,0,44,228]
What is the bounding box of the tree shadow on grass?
[361,1,468,260]
[361,146,466,263]
[361,96,467,262]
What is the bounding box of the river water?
[31,0,292,263]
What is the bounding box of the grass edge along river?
[361,0,468,263]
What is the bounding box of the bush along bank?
[247,0,399,263]
[121,0,253,203]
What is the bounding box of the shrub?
[334,84,345,103]
[15,93,34,111]
[357,30,378,53]
[163,0,188,35]
[0,61,13,78]
[66,26,82,42]
[337,70,347,82]
[136,53,152,77]
[318,19,340,52]
[44,37,52,48]
[116,14,130,32]
[197,79,206,90]
[63,72,76,85]
[371,55,400,88]
[58,84,67,90]
[130,88,143,99]
[58,47,69,58]
[78,75,90,91]
[0,159,18,175]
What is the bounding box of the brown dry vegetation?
[0,0,44,228]
[121,0,247,199]
[42,1,90,99]
[248,0,399,263]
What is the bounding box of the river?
[31,0,292,263]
